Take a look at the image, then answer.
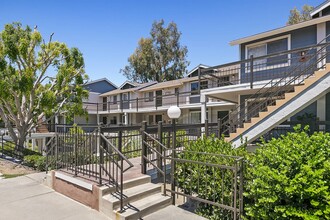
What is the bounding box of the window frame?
[144,91,154,102]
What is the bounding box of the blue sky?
[0,0,323,86]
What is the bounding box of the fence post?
[99,126,104,185]
[141,121,147,174]
[239,159,244,219]
[118,130,124,212]
[157,121,163,172]
[218,118,222,139]
[176,91,179,107]
[250,55,254,89]
[171,118,176,205]
[74,126,78,176]
[205,119,209,137]
[136,98,139,112]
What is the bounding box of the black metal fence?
[140,121,244,219]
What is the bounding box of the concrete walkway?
[0,173,109,220]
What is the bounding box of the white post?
[124,112,128,125]
[317,22,326,69]
[201,94,207,124]
[317,95,326,130]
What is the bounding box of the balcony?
[83,90,224,114]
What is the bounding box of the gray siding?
[290,101,317,121]
[240,25,317,83]
[84,81,116,94]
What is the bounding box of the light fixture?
[167,106,181,119]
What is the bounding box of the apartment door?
[122,93,129,109]
[102,116,107,125]
[103,97,107,111]
[155,114,162,123]
[156,90,162,107]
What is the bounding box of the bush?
[23,155,46,171]
[245,126,330,219]
[175,135,247,220]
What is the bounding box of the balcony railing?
[83,91,222,113]
[200,43,329,90]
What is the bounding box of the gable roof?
[100,81,157,97]
[310,0,330,17]
[186,64,210,76]
[118,81,139,89]
[85,78,117,89]
[230,14,330,46]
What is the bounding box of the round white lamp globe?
[167,106,181,119]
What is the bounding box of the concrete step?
[103,182,162,209]
[115,194,171,220]
[99,175,151,196]
[144,205,208,220]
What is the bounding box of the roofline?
[187,64,210,76]
[85,78,118,89]
[118,81,138,89]
[230,15,330,46]
[310,1,330,16]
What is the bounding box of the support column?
[317,22,326,68]
[124,112,128,125]
[317,95,326,130]
[201,94,207,124]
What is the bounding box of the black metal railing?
[0,135,24,160]
[140,121,244,219]
[45,124,134,213]
[205,39,330,136]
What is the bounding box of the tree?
[121,19,189,83]
[0,22,89,149]
[287,5,314,25]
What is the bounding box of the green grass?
[2,173,25,179]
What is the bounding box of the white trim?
[55,172,93,191]
[230,15,330,46]
[310,2,330,17]
[187,64,210,76]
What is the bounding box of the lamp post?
[167,106,181,205]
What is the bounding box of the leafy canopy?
[0,22,88,147]
[121,19,189,83]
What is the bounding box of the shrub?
[23,155,46,171]
[245,126,330,219]
[175,135,247,220]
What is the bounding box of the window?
[200,81,208,90]
[191,82,199,95]
[113,95,117,104]
[148,115,154,125]
[155,115,162,123]
[175,88,179,94]
[122,93,128,101]
[102,97,107,111]
[144,92,154,102]
[190,111,201,123]
[246,35,290,69]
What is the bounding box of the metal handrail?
[218,36,330,135]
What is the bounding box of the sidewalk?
[0,172,109,220]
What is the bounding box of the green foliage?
[0,22,89,147]
[175,135,247,220]
[245,126,330,219]
[287,5,314,25]
[121,19,189,82]
[23,155,46,171]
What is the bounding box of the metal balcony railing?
[201,36,330,135]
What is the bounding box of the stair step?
[100,175,151,196]
[144,205,208,220]
[104,183,161,209]
[115,193,171,220]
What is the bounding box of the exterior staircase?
[100,175,172,220]
[228,64,330,147]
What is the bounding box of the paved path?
[0,173,109,220]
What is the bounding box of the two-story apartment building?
[199,0,330,146]
[85,64,238,126]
